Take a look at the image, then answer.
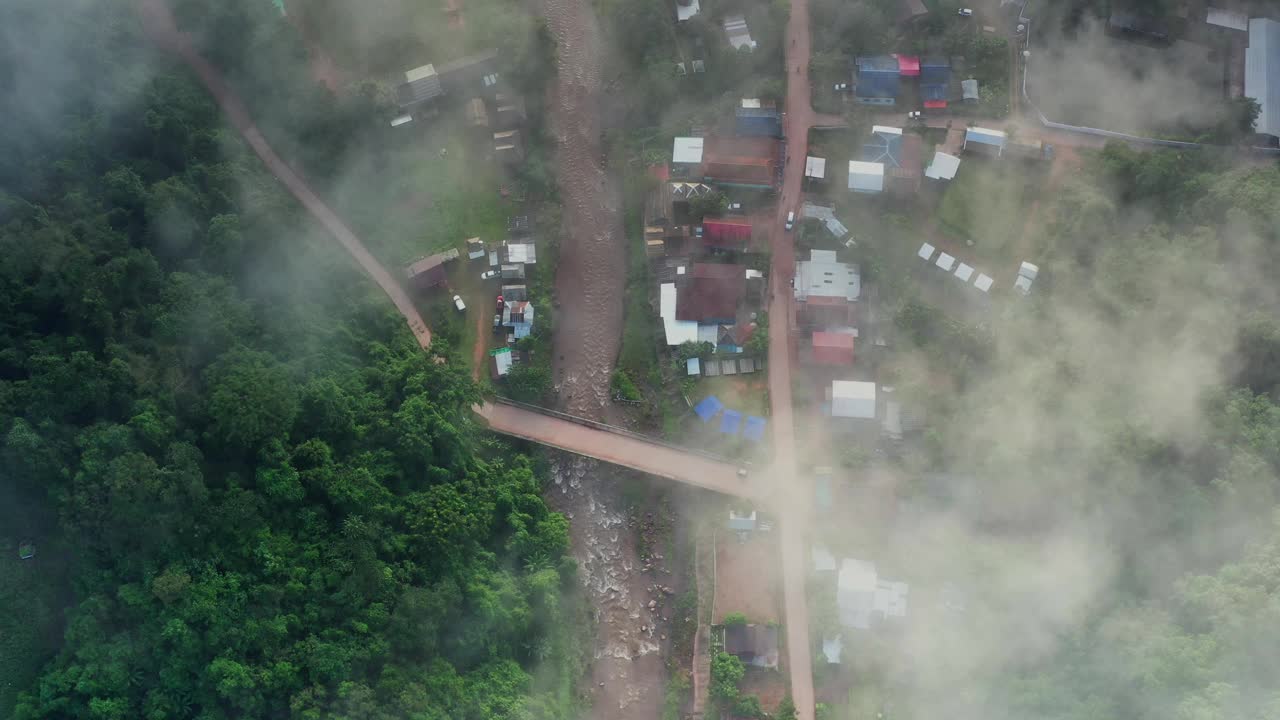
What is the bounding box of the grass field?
[936,159,1043,264]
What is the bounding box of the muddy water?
[542,0,625,419]
[538,0,657,716]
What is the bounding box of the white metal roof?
[961,78,979,100]
[805,156,827,178]
[676,0,701,21]
[1014,275,1033,294]
[687,357,701,375]
[954,263,975,282]
[493,348,512,376]
[660,283,699,344]
[724,14,757,49]
[390,115,414,128]
[924,151,961,180]
[741,97,762,108]
[935,252,956,271]
[795,249,860,301]
[847,161,885,193]
[1247,19,1280,138]
[1206,7,1247,32]
[1018,261,1039,279]
[965,127,1007,147]
[917,242,936,260]
[832,380,876,419]
[870,124,903,136]
[672,136,704,164]
[404,64,437,83]
[974,273,993,292]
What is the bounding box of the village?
[291,0,1280,717]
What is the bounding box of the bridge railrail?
[486,396,740,467]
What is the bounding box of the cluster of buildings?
[851,54,975,109]
[811,546,908,664]
[390,50,530,162]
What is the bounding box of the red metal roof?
[896,55,921,76]
[702,219,753,249]
[811,332,854,365]
[924,99,948,109]
[677,263,746,322]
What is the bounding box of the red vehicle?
[496,295,505,313]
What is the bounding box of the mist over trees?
[0,1,579,718]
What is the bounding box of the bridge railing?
[486,396,741,467]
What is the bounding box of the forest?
[0,1,581,718]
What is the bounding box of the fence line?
[487,396,739,465]
[1018,0,1279,155]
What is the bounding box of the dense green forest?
[0,1,580,718]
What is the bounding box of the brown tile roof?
[676,263,746,322]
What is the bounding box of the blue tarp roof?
[744,415,767,442]
[694,395,724,422]
[719,409,743,435]
[862,130,904,168]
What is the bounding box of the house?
[800,203,849,239]
[502,300,535,338]
[397,64,443,110]
[659,283,699,345]
[805,156,826,180]
[500,263,525,280]
[503,243,537,264]
[491,347,513,377]
[924,151,961,180]
[672,136,705,167]
[1205,7,1248,33]
[854,55,900,105]
[831,380,876,419]
[466,237,486,260]
[963,127,1007,156]
[676,0,700,21]
[795,249,859,327]
[723,624,779,668]
[405,248,460,289]
[727,509,757,532]
[700,136,780,189]
[701,219,753,251]
[896,55,920,77]
[920,56,951,109]
[811,331,855,366]
[1108,11,1171,43]
[677,263,746,323]
[1246,18,1280,141]
[736,99,782,137]
[847,161,885,193]
[837,558,908,630]
[961,78,979,103]
[862,125,921,194]
[724,14,757,50]
[501,284,528,301]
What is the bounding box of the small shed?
[963,127,1007,156]
[924,151,961,180]
[961,78,979,103]
[687,357,702,376]
[935,252,956,271]
[974,273,994,292]
[917,242,936,260]
[805,156,827,179]
[728,509,757,531]
[954,263,975,282]
[467,237,486,260]
[491,347,513,377]
[673,137,705,164]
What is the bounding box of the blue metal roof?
[743,415,767,442]
[694,395,724,422]
[719,409,743,435]
[921,83,948,102]
[857,55,899,73]
[736,113,782,137]
[856,73,900,99]
[920,66,950,85]
[862,131,904,168]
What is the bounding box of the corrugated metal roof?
[1206,7,1247,32]
[673,137,705,164]
[924,151,960,180]
[961,78,979,100]
[1247,18,1280,137]
[832,381,876,419]
[847,161,885,193]
[795,249,860,301]
[805,156,826,178]
[660,283,699,344]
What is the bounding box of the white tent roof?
[1018,261,1039,279]
[805,156,827,178]
[847,161,885,193]
[924,151,961,180]
[870,124,903,136]
[832,380,876,419]
[917,242,936,260]
[1247,19,1280,138]
[660,283,699,344]
[935,252,956,271]
[974,273,994,292]
[954,263,975,282]
[673,136,704,164]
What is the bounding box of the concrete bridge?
[473,399,765,501]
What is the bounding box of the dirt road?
[769,0,822,715]
[135,0,432,351]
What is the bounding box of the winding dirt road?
[135,0,432,351]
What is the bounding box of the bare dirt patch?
[713,531,783,623]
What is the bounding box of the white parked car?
[784,210,795,231]
[908,110,924,120]
[958,8,973,16]
[480,269,497,280]
[453,295,466,312]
